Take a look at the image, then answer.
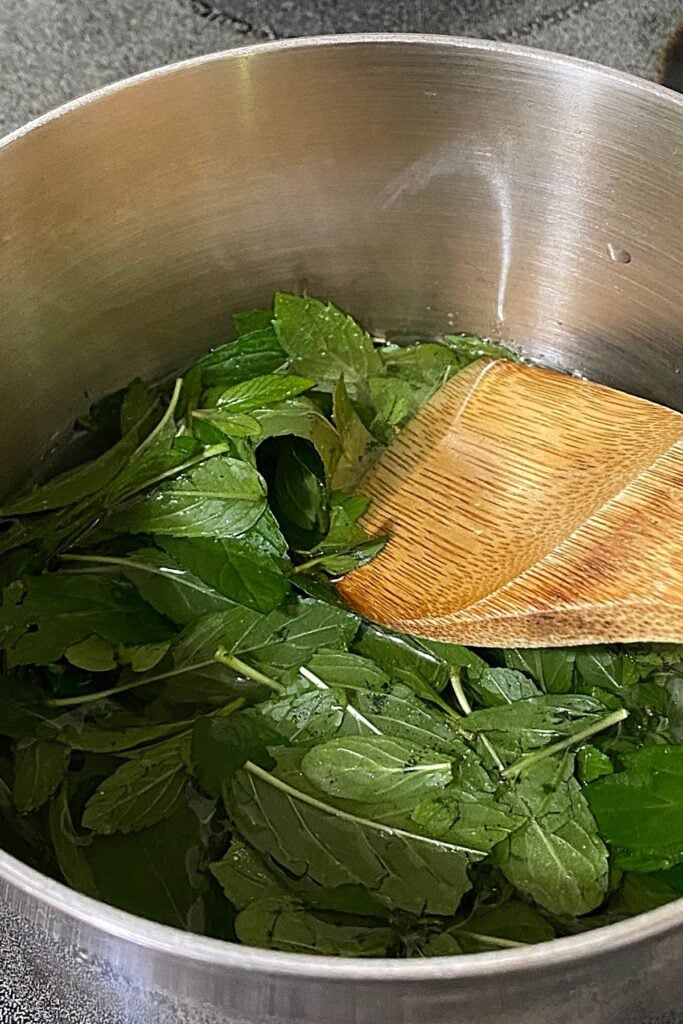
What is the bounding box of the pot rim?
[0,32,681,980]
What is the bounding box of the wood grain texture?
[337,359,683,646]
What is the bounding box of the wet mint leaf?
[274,293,382,397]
[0,573,173,667]
[106,456,267,538]
[586,745,683,872]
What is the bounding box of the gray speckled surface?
[0,1,682,1021]
[0,0,681,135]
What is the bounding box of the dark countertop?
[0,0,681,135]
[0,1,681,1022]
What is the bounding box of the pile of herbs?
[0,293,681,957]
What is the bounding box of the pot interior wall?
[0,41,682,496]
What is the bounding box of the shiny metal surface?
[0,34,682,1024]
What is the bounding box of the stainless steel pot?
[0,34,681,1024]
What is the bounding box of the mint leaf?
[467,666,540,707]
[577,745,613,784]
[461,695,612,764]
[57,718,189,754]
[205,373,315,413]
[190,710,278,798]
[302,736,452,807]
[82,735,188,834]
[0,573,173,667]
[232,309,273,335]
[107,456,267,538]
[235,896,395,956]
[161,526,290,615]
[13,739,70,812]
[82,795,216,930]
[330,377,375,490]
[586,745,683,871]
[230,755,474,916]
[495,753,608,916]
[0,433,135,516]
[442,334,519,363]
[63,548,239,626]
[254,397,341,481]
[211,838,284,909]
[274,294,382,396]
[354,624,451,697]
[197,328,286,389]
[501,648,576,694]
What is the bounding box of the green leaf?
[270,438,330,550]
[64,636,120,671]
[378,341,465,408]
[330,377,375,490]
[442,334,519,363]
[82,794,212,929]
[320,492,370,549]
[66,548,240,626]
[304,649,390,691]
[235,896,395,956]
[438,901,557,953]
[254,397,341,481]
[0,573,173,667]
[13,739,70,812]
[233,308,274,335]
[575,648,640,694]
[57,718,190,754]
[586,745,683,872]
[0,432,136,516]
[412,745,523,853]
[273,293,382,396]
[302,736,451,806]
[170,605,260,668]
[0,677,63,740]
[211,838,285,909]
[49,784,99,897]
[461,695,611,763]
[177,599,359,675]
[248,600,360,670]
[197,328,287,389]
[295,537,387,578]
[64,637,169,673]
[120,378,159,436]
[501,649,576,694]
[206,374,315,413]
[108,380,198,500]
[177,365,203,427]
[354,624,451,696]
[190,710,278,798]
[192,411,262,438]
[230,755,474,916]
[81,734,188,835]
[577,745,613,784]
[610,870,683,917]
[467,666,540,707]
[106,455,267,538]
[161,534,289,615]
[367,376,416,444]
[495,753,608,916]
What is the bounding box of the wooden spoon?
[337,358,683,647]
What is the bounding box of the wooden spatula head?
[337,359,683,647]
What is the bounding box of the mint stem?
[289,553,328,576]
[502,708,628,780]
[48,658,218,707]
[458,930,527,949]
[450,671,505,772]
[214,650,284,694]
